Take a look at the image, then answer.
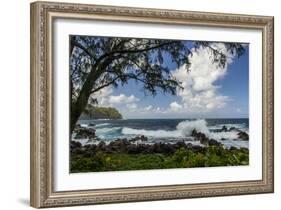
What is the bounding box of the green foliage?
[81,105,122,119]
[70,36,246,131]
[70,146,249,173]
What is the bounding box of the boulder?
[191,145,206,153]
[129,135,148,143]
[70,141,82,150]
[209,139,221,146]
[140,135,148,141]
[229,146,238,151]
[97,141,107,151]
[191,129,209,145]
[175,141,187,149]
[162,143,176,154]
[127,144,145,154]
[127,144,138,154]
[191,129,198,137]
[199,134,209,145]
[229,127,241,132]
[220,125,228,132]
[129,137,138,143]
[237,131,249,140]
[108,139,129,152]
[74,127,96,139]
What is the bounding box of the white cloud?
[127,103,138,109]
[92,86,113,106]
[91,43,236,118]
[108,94,139,104]
[145,105,153,111]
[92,86,140,109]
[171,44,234,113]
[170,101,183,111]
[236,108,241,113]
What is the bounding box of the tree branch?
[109,41,177,56]
[72,40,97,61]
[90,76,120,94]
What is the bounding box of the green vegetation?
[70,146,249,173]
[80,105,122,120]
[70,35,245,132]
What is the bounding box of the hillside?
[80,105,122,120]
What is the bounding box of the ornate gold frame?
[30,1,274,208]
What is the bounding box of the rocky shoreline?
[71,125,249,172]
[72,124,249,155]
[71,137,248,157]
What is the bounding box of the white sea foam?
[176,119,210,136]
[95,127,121,135]
[121,119,245,142]
[209,124,248,133]
[94,123,111,128]
[209,131,238,140]
[122,127,182,138]
[75,119,248,148]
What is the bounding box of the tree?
[70,36,245,132]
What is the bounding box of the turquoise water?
[76,118,249,148]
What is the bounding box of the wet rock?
[191,129,209,145]
[157,143,176,154]
[108,139,129,152]
[191,129,198,137]
[74,126,96,139]
[140,135,148,141]
[97,141,107,151]
[175,141,187,149]
[229,127,241,132]
[127,144,148,154]
[129,135,148,143]
[191,145,205,153]
[237,131,249,140]
[186,143,193,149]
[70,141,83,154]
[220,125,228,132]
[70,141,82,150]
[127,144,138,154]
[151,143,162,153]
[240,147,249,153]
[229,146,238,151]
[199,135,209,146]
[209,139,221,146]
[138,144,151,154]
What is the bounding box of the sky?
[94,41,249,119]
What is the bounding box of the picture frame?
[30,1,274,208]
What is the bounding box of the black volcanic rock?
[191,129,209,145]
[74,126,96,139]
[237,131,249,140]
[209,139,221,146]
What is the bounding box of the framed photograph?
[30,1,274,208]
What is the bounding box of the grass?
[70,146,249,173]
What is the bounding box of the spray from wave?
[121,119,242,141]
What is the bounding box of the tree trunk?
[70,59,112,132]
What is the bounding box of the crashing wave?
[121,119,244,141]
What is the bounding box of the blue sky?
[96,42,249,119]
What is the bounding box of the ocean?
[75,118,249,149]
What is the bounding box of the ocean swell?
[120,119,244,141]
[122,127,182,138]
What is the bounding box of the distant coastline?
[79,105,122,120]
